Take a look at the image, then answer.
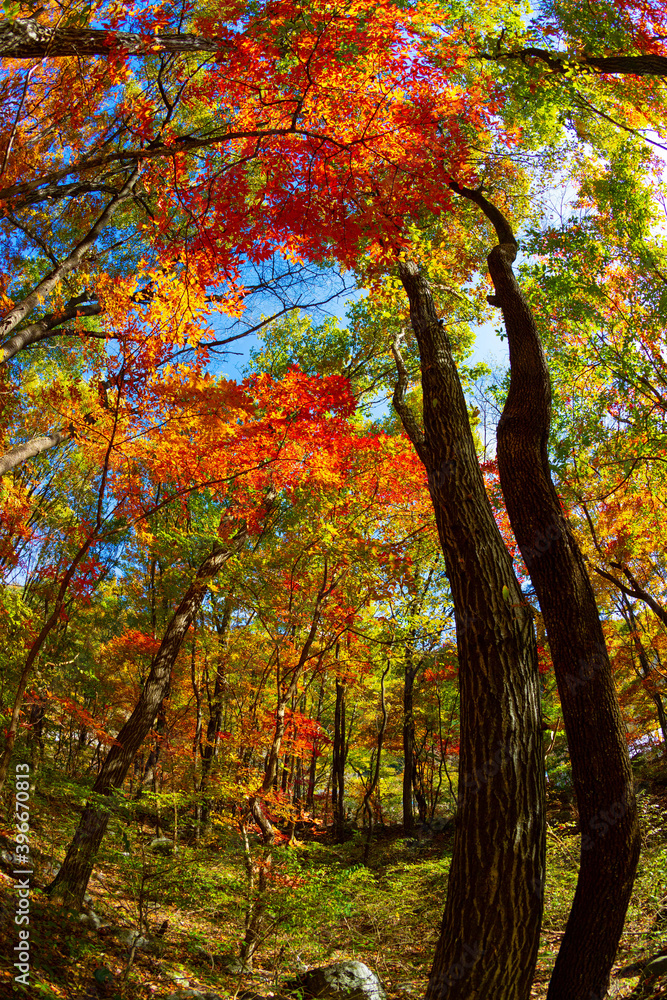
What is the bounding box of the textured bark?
[0,18,223,59]
[0,428,71,475]
[331,678,348,842]
[395,261,545,1000]
[45,532,247,909]
[0,295,101,364]
[454,185,641,999]
[495,46,667,77]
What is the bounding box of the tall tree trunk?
[200,597,233,826]
[394,260,545,1000]
[45,530,248,910]
[363,665,390,865]
[620,598,667,754]
[332,677,348,842]
[452,183,641,1000]
[306,680,324,813]
[402,656,419,833]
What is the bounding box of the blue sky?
[213,266,510,384]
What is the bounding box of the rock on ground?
[286,961,386,1000]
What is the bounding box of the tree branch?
[594,562,667,630]
[391,325,428,461]
[0,170,139,345]
[491,45,667,78]
[0,429,71,476]
[0,18,226,59]
[449,182,518,250]
[0,295,102,364]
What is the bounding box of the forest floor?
[0,760,666,999]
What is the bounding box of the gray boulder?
[219,953,253,974]
[110,927,160,952]
[150,837,175,855]
[286,961,386,1000]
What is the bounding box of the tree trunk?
[0,18,223,58]
[402,656,418,833]
[620,598,667,755]
[45,531,247,910]
[332,677,348,842]
[200,598,233,826]
[395,260,545,1000]
[363,665,390,865]
[0,524,102,794]
[496,45,667,79]
[453,184,641,1000]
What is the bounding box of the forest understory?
[1,753,666,1000]
[4,1,667,999]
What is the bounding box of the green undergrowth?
[0,769,666,999]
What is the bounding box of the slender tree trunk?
[306,680,324,813]
[363,665,390,865]
[332,677,348,842]
[133,705,167,809]
[239,795,275,969]
[395,260,545,1000]
[0,524,102,793]
[413,764,429,825]
[27,697,46,768]
[191,633,203,839]
[403,657,418,833]
[45,530,248,910]
[239,572,337,965]
[200,598,233,826]
[620,598,667,754]
[452,184,641,1000]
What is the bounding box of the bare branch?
[0,170,139,346]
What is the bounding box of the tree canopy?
[1,1,667,999]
